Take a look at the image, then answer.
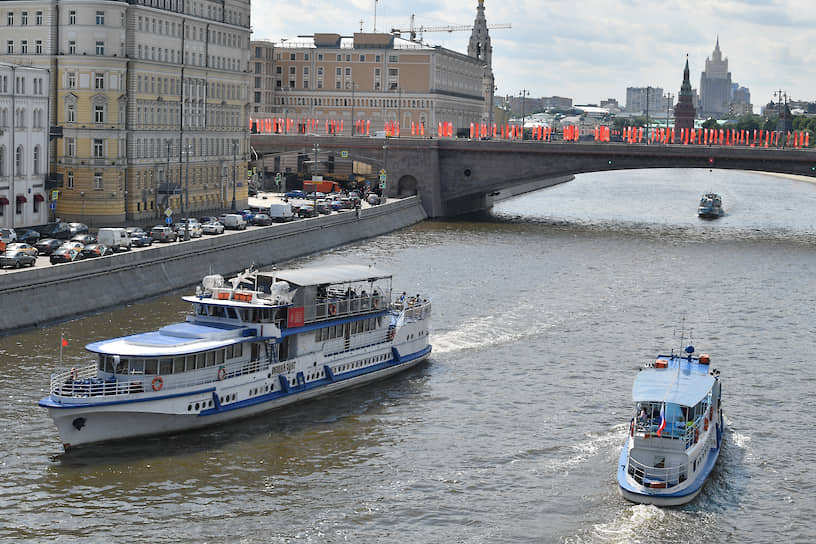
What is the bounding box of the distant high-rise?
[699,38,732,116]
[674,56,696,132]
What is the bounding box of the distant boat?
[617,345,724,506]
[697,192,724,218]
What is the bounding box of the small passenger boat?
[697,192,724,218]
[617,346,723,506]
[40,264,432,451]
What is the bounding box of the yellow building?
[1,0,251,224]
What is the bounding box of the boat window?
[195,353,206,369]
[130,359,145,375]
[144,359,157,375]
[160,358,172,374]
[197,305,207,315]
[185,355,196,372]
[206,351,215,366]
[116,358,129,374]
[225,345,233,359]
[173,357,185,373]
[215,350,225,365]
[226,307,237,319]
[234,343,243,358]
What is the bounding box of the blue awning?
[632,362,714,407]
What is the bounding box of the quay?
[0,197,426,335]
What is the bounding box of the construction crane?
[391,14,511,43]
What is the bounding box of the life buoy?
[328,304,337,316]
[217,367,226,381]
[704,417,709,431]
[152,376,164,391]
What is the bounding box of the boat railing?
[313,292,390,322]
[626,456,688,489]
[635,415,706,449]
[49,356,288,400]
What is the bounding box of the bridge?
[251,135,816,217]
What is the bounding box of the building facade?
[467,0,493,124]
[0,63,50,228]
[699,38,732,116]
[0,0,251,225]
[625,86,666,114]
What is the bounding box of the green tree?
[701,118,720,129]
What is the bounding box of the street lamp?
[312,142,319,211]
[183,144,191,241]
[231,141,237,211]
[519,89,530,139]
[645,86,651,144]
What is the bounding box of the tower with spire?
[674,56,696,132]
[699,37,732,116]
[468,0,494,123]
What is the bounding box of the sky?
[250,1,816,113]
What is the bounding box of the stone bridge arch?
[396,175,418,196]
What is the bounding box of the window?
[388,55,399,63]
[33,146,40,174]
[35,40,42,54]
[289,53,295,61]
[65,138,76,157]
[21,11,28,25]
[67,171,74,188]
[96,11,104,25]
[95,41,104,56]
[36,11,42,25]
[94,105,104,123]
[93,139,104,158]
[7,12,13,26]
[67,72,76,88]
[5,41,12,54]
[67,40,76,55]
[360,55,366,62]
[20,40,27,54]
[66,104,75,123]
[68,10,75,25]
[95,72,104,89]
[288,66,295,75]
[94,172,103,190]
[15,145,24,175]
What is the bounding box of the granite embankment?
[0,197,427,334]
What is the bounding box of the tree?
[701,118,720,129]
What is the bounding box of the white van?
[97,227,132,252]
[267,202,294,222]
[220,214,247,230]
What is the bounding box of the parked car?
[296,203,317,218]
[126,227,153,247]
[315,200,331,215]
[174,218,202,238]
[250,213,272,226]
[50,247,82,265]
[0,249,36,268]
[60,240,85,251]
[35,238,63,256]
[71,233,97,246]
[267,202,295,222]
[33,222,73,240]
[80,244,114,258]
[367,194,381,205]
[198,216,218,225]
[201,221,225,235]
[284,190,306,199]
[5,242,39,258]
[97,227,132,251]
[220,214,247,230]
[238,209,255,223]
[0,228,17,244]
[14,228,41,244]
[149,225,178,242]
[67,222,89,235]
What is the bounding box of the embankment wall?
[0,198,427,334]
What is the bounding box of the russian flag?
[657,405,666,437]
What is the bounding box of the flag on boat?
[657,404,666,437]
[61,336,68,347]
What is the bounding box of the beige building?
[0,0,251,224]
[250,32,487,136]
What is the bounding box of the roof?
[86,322,249,357]
[266,264,390,286]
[632,357,715,407]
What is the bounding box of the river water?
[2,168,815,543]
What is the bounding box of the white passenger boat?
[617,346,723,506]
[40,264,432,451]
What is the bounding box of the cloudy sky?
[251,1,816,112]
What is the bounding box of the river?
[2,168,815,543]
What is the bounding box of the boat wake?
[542,424,627,474]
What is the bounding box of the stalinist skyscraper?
[699,38,732,116]
[468,0,494,124]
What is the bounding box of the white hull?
[47,346,430,449]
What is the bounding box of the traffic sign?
[51,190,59,200]
[164,207,173,217]
[165,216,172,225]
[379,173,387,182]
[379,168,386,175]
[49,202,56,210]
[341,150,349,158]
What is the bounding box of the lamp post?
[184,144,190,241]
[519,89,530,140]
[231,141,237,211]
[645,86,651,144]
[666,92,673,142]
[350,81,358,136]
[312,142,319,212]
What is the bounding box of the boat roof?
[261,264,390,287]
[86,321,251,357]
[632,356,715,407]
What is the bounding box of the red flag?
[62,338,68,347]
